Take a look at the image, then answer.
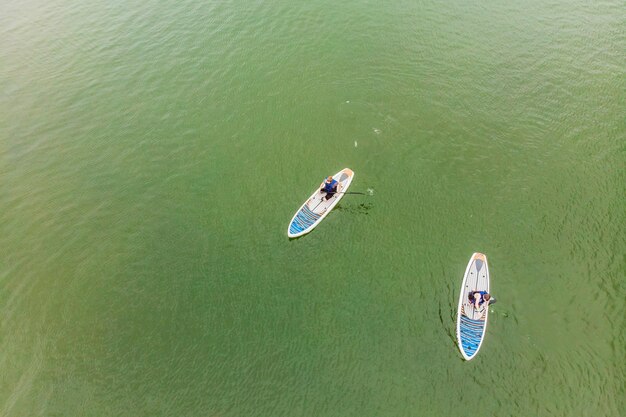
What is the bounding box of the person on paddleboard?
[469,290,492,310]
[320,175,339,200]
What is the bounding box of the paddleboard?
[287,168,354,238]
[456,252,490,360]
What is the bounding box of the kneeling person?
[469,290,492,310]
[320,175,339,200]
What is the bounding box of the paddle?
[335,188,374,196]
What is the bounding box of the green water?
[1,1,624,416]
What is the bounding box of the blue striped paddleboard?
[456,252,490,360]
[287,168,354,238]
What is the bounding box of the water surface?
[1,1,624,416]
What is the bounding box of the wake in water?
[335,202,372,215]
[335,188,373,214]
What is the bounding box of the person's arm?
[472,292,480,309]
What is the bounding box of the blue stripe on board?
[299,209,316,223]
[295,212,315,228]
[289,205,321,235]
[302,205,321,220]
[460,315,485,358]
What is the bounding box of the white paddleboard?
[287,168,354,238]
[456,252,490,360]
